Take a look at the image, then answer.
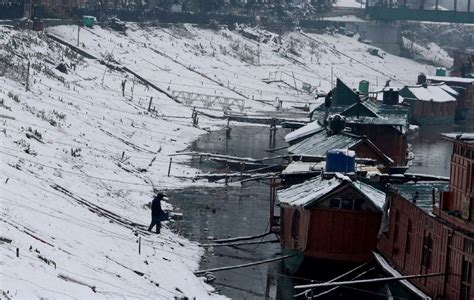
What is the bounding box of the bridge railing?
[366,6,474,23]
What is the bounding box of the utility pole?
[26,60,30,91]
[77,24,80,47]
[257,35,261,65]
[331,66,334,89]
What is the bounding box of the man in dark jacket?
[148,192,167,234]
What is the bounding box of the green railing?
[366,6,474,24]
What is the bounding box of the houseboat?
[399,81,458,125]
[376,133,474,299]
[277,151,386,274]
[287,117,396,172]
[427,75,474,120]
[307,82,410,167]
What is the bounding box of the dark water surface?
[408,122,474,177]
[167,122,474,299]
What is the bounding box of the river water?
[167,121,474,299]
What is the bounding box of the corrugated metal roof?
[288,131,360,157]
[389,182,450,212]
[342,100,409,127]
[403,84,456,102]
[285,120,324,143]
[278,174,386,211]
[441,132,474,144]
[427,75,474,84]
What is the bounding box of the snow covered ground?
[0,26,223,299]
[401,37,453,68]
[48,23,435,109]
[1,23,440,299]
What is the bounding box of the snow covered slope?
[48,24,435,112]
[0,26,222,299]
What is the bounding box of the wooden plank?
[194,255,294,275]
[294,272,444,289]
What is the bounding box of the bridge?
[365,0,474,23]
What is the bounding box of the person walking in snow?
[148,192,168,234]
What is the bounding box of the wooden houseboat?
[306,84,410,167]
[338,95,409,166]
[376,133,474,299]
[399,83,457,125]
[287,122,395,172]
[428,75,474,120]
[278,168,386,274]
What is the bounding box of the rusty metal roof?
[389,182,450,212]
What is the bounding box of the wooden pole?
[200,239,279,248]
[292,72,297,91]
[194,255,294,275]
[310,267,375,298]
[16,247,19,258]
[294,273,444,289]
[26,61,30,91]
[211,231,271,244]
[77,24,80,47]
[131,77,136,100]
[269,177,276,226]
[331,67,334,89]
[147,97,153,112]
[167,158,172,177]
[138,236,141,255]
[294,262,369,298]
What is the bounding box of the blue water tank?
[325,149,356,173]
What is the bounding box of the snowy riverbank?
[0,22,439,298]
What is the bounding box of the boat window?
[422,233,433,268]
[330,198,341,208]
[341,199,353,210]
[354,198,364,211]
[460,258,472,300]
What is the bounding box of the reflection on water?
[408,122,474,176]
[168,122,474,299]
[169,125,291,299]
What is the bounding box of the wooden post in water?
[269,177,276,227]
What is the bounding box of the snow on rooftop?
[278,175,386,211]
[288,131,360,157]
[284,120,324,143]
[427,75,474,84]
[442,132,474,144]
[404,84,456,102]
[334,0,364,8]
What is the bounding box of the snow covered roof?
[389,182,449,212]
[439,84,459,96]
[278,174,386,211]
[402,84,456,102]
[441,132,474,145]
[285,120,324,143]
[341,100,409,127]
[288,130,360,157]
[281,160,381,175]
[427,75,474,84]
